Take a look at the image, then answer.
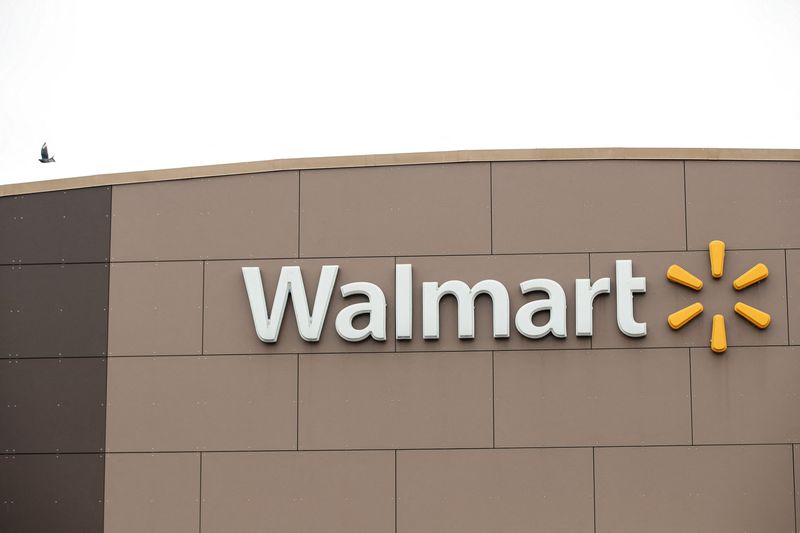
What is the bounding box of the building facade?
[1,148,799,532]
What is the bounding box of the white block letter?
[515,279,567,339]
[422,279,510,339]
[395,264,413,340]
[615,259,647,337]
[242,265,339,342]
[335,282,387,341]
[575,278,611,336]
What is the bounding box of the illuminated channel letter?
[335,282,387,341]
[514,279,567,339]
[241,265,339,342]
[422,279,510,339]
[575,277,611,336]
[615,259,647,337]
[395,264,413,340]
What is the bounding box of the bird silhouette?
[39,142,55,163]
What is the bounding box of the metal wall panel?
[0,187,111,264]
[0,187,110,533]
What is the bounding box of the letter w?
[241,265,339,343]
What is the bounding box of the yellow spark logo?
[666,240,771,354]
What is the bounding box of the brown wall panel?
[106,355,296,452]
[0,357,106,453]
[0,187,111,265]
[595,445,795,533]
[492,160,685,253]
[201,451,394,533]
[104,453,200,533]
[0,454,104,533]
[494,348,691,447]
[204,257,395,354]
[397,448,594,533]
[788,250,800,345]
[299,163,491,257]
[691,346,800,444]
[298,351,492,450]
[108,262,203,356]
[795,445,799,533]
[686,161,800,249]
[111,172,299,261]
[0,264,109,358]
[396,253,590,351]
[590,249,788,349]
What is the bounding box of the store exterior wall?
[1,150,799,532]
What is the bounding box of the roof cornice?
[3,147,799,196]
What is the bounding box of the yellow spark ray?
[668,302,704,330]
[711,314,727,353]
[733,263,768,290]
[667,264,703,290]
[709,240,725,279]
[734,302,771,329]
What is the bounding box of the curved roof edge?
[3,147,799,196]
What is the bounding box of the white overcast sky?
[0,0,798,186]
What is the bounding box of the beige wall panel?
[795,445,799,533]
[111,172,299,261]
[106,355,296,452]
[692,346,800,444]
[397,448,593,533]
[590,249,788,348]
[299,352,492,450]
[204,257,395,354]
[494,349,690,447]
[108,262,203,356]
[396,254,590,351]
[788,250,800,345]
[299,163,490,257]
[492,160,685,254]
[202,451,394,533]
[686,161,800,249]
[104,453,199,533]
[595,445,795,533]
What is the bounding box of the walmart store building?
[1,148,799,532]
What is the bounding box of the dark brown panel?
[0,453,104,533]
[0,358,106,453]
[0,264,109,358]
[0,187,111,265]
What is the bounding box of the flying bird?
[39,143,55,163]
